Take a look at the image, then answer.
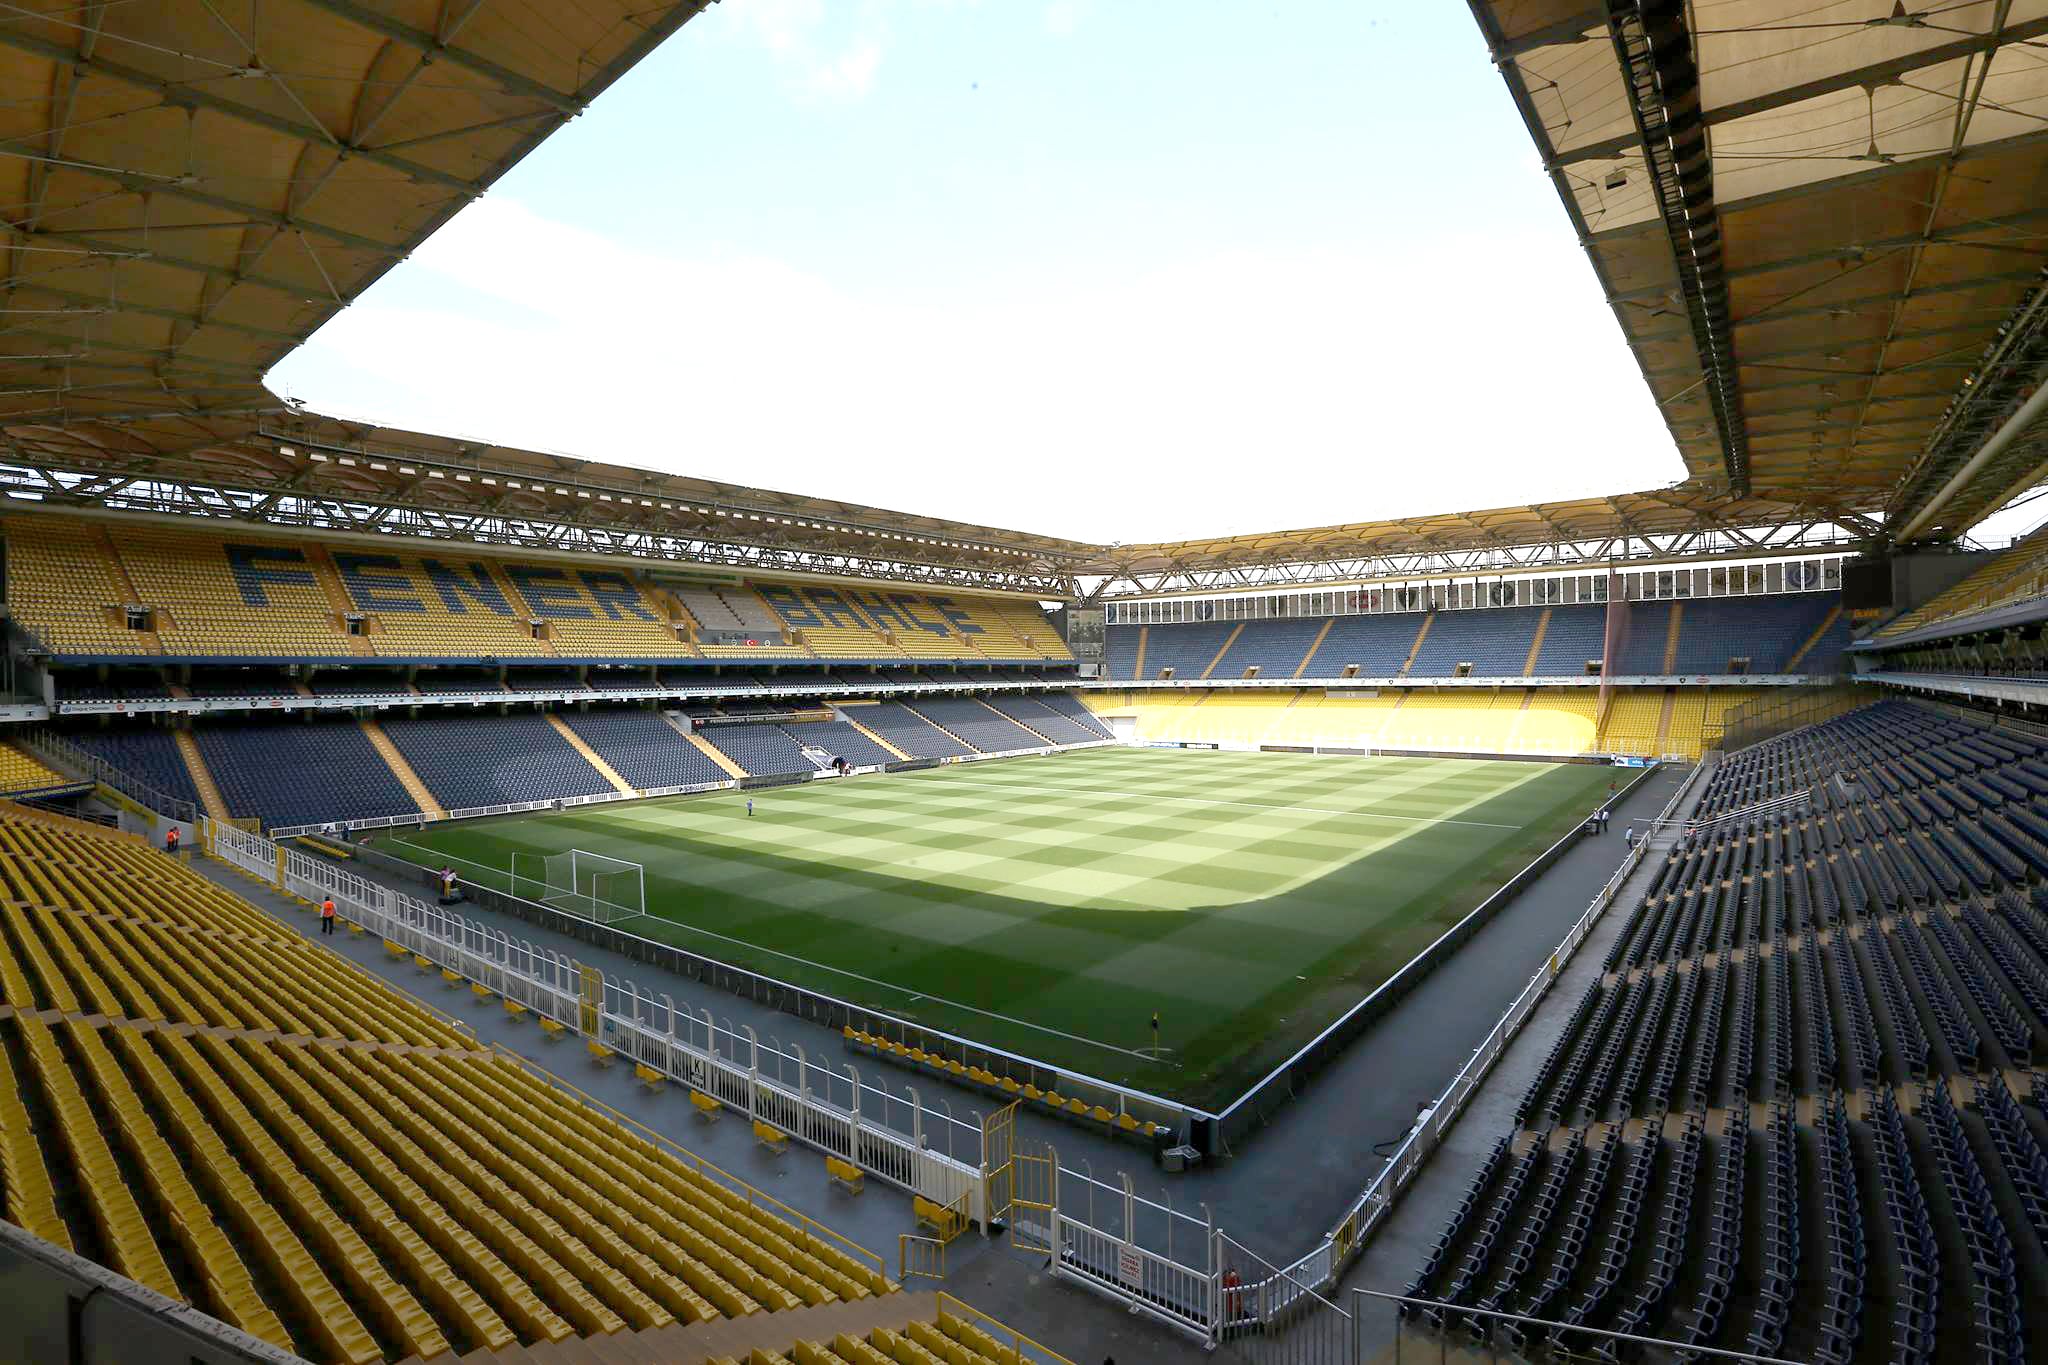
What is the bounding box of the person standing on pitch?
[1151,1010,1161,1053]
[747,798,754,818]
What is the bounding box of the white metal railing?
[19,727,197,822]
[1056,1213,1218,1340]
[1683,783,1816,834]
[207,818,987,1219]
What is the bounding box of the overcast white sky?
[267,1,2040,549]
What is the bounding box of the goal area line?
[382,833,1156,1063]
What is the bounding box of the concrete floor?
[199,759,1692,1364]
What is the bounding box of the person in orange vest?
[319,896,336,936]
[164,825,179,856]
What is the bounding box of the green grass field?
[381,747,1611,1106]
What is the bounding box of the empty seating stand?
[1408,697,2048,1361]
[560,709,727,788]
[381,712,614,808]
[1,512,1068,668]
[195,720,421,831]
[0,806,896,1360]
[857,703,977,759]
[701,723,821,778]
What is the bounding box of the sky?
[273,2,1734,545]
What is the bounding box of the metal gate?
[981,1101,1018,1232]
[1011,1143,1057,1257]
[578,964,602,1036]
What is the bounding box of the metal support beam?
[0,25,482,194]
[290,0,582,113]
[1607,0,1748,497]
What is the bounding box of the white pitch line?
[387,832,1162,1062]
[883,773,1527,830]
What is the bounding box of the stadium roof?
[1468,0,2048,544]
[1,405,1101,590]
[4,3,2041,597]
[0,0,713,426]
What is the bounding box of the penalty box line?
[382,835,1159,1064]
[888,773,1525,830]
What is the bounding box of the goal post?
[512,848,646,925]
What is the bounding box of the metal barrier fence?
[1051,1177,1218,1342]
[345,828,1204,1148]
[1217,1231,1353,1365]
[205,819,987,1223]
[19,727,198,823]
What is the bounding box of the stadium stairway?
[1132,626,1148,681]
[93,523,165,653]
[1294,617,1335,677]
[1784,600,1844,671]
[545,714,637,796]
[1198,623,1245,679]
[360,720,447,820]
[172,728,233,823]
[304,545,377,657]
[1398,613,1434,677]
[833,707,911,761]
[1661,601,1684,672]
[1521,608,1551,675]
[678,724,750,779]
[898,704,978,754]
[974,697,1051,744]
[486,563,561,657]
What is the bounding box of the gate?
[899,1235,945,1283]
[578,964,603,1036]
[981,1101,1018,1232]
[1011,1143,1057,1256]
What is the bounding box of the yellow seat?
[502,998,527,1019]
[586,1039,614,1067]
[753,1120,790,1156]
[634,1062,665,1093]
[538,1017,566,1039]
[825,1156,864,1194]
[689,1089,721,1122]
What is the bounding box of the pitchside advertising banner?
[1613,756,1653,768]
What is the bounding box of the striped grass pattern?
[388,748,1611,1103]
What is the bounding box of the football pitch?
[381,747,1613,1105]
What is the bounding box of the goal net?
[511,849,646,925]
